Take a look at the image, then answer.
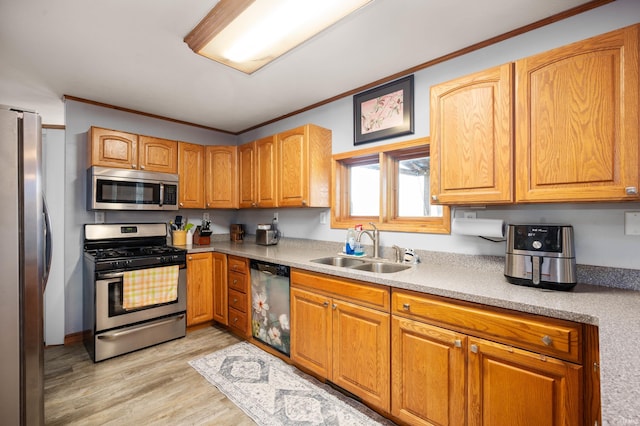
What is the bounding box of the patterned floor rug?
[189,341,395,426]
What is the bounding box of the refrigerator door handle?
[42,194,52,290]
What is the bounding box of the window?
[332,137,450,234]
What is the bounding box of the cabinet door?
[178,142,205,209]
[238,142,256,208]
[138,135,178,173]
[332,299,390,411]
[467,337,582,426]
[290,287,332,378]
[186,253,213,326]
[89,126,138,169]
[211,252,228,325]
[205,145,238,208]
[516,24,639,202]
[255,135,278,208]
[430,63,513,204]
[391,316,466,426]
[277,126,308,207]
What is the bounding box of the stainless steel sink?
[310,256,411,273]
[310,256,367,267]
[349,262,411,273]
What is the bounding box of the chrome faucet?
[356,222,380,258]
[392,245,403,263]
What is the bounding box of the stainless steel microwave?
[87,166,179,211]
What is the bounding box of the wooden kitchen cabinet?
[186,252,213,326]
[290,269,390,412]
[205,145,238,208]
[89,127,178,173]
[211,252,228,325]
[430,63,513,204]
[515,23,640,202]
[276,124,332,207]
[178,142,205,209]
[238,136,278,208]
[392,289,590,426]
[227,255,250,336]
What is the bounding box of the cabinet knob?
[431,195,438,201]
[323,301,329,307]
[402,303,410,311]
[233,298,238,303]
[252,202,257,207]
[233,317,238,323]
[332,303,337,310]
[207,203,211,207]
[470,344,478,353]
[179,202,184,207]
[302,200,307,206]
[188,256,193,261]
[541,335,553,346]
[140,165,145,170]
[626,186,638,195]
[131,164,136,169]
[454,339,462,348]
[233,279,238,284]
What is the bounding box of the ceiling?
[0,0,598,133]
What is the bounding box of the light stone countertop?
[178,237,640,425]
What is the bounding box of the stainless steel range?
[83,223,187,362]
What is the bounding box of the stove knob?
[532,240,542,249]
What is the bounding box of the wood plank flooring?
[44,325,256,425]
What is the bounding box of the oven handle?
[97,271,125,279]
[97,314,185,340]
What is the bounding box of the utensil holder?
[172,230,187,245]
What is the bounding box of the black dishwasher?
[250,260,290,356]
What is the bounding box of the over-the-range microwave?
[87,166,179,211]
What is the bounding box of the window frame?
[331,137,451,234]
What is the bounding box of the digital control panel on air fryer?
[512,225,563,253]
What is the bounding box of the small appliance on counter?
[256,220,279,246]
[504,224,577,291]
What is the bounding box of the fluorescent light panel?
[185,0,373,74]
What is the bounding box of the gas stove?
[84,223,186,272]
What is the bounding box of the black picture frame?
[353,75,414,145]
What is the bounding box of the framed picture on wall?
[353,75,414,145]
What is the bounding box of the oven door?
[95,266,186,332]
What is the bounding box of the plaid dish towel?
[122,265,179,309]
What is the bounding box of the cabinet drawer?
[228,307,248,335]
[291,269,389,312]
[228,289,248,313]
[228,271,247,293]
[392,290,582,363]
[228,256,247,274]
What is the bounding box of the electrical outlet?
[203,212,210,221]
[463,211,477,219]
[95,211,105,223]
[624,211,640,235]
[273,212,278,222]
[320,211,327,224]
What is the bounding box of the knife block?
[193,226,211,245]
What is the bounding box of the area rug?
[189,342,395,425]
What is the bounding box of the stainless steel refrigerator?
[0,106,52,425]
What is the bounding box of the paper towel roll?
[452,218,506,238]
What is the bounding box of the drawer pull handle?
[541,335,553,346]
[470,344,478,354]
[233,279,238,284]
[402,303,410,311]
[233,317,238,323]
[626,186,638,195]
[454,339,462,348]
[233,298,238,303]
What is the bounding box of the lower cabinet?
[290,269,390,412]
[211,252,228,325]
[391,289,588,426]
[186,253,213,326]
[227,255,251,336]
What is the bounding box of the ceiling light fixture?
[184,0,373,74]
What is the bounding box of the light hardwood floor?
[44,325,256,425]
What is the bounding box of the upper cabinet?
[430,23,640,205]
[89,126,177,173]
[238,136,278,208]
[277,124,332,207]
[205,145,238,209]
[178,142,205,209]
[515,24,639,203]
[430,64,514,204]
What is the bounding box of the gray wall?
[62,0,640,336]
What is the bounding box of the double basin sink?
[310,256,411,273]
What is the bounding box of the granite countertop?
[178,237,640,424]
